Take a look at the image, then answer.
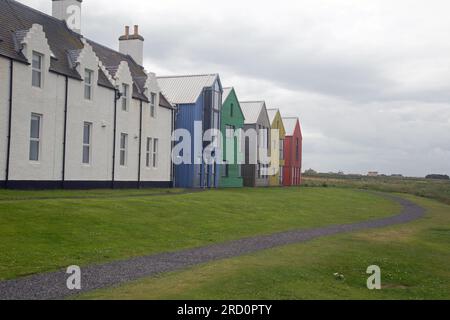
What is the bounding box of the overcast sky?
[21,0,450,177]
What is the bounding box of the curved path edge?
[0,192,425,300]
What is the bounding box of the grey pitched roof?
[0,0,151,101]
[266,109,279,124]
[282,117,299,136]
[222,87,233,103]
[86,40,149,101]
[157,74,219,104]
[240,101,266,124]
[0,0,83,79]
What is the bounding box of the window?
[230,103,234,117]
[279,166,283,185]
[122,84,129,111]
[280,139,284,160]
[29,113,42,161]
[150,92,156,118]
[152,139,159,168]
[84,69,93,100]
[119,133,128,166]
[32,52,43,88]
[296,138,300,161]
[146,137,152,168]
[213,111,219,129]
[82,122,92,164]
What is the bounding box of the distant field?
[0,188,398,280]
[303,176,450,205]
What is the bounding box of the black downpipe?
[111,90,119,189]
[61,76,69,188]
[5,59,13,188]
[171,107,176,188]
[137,100,143,188]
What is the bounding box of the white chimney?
[52,0,82,34]
[119,25,144,66]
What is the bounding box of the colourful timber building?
[267,109,286,186]
[220,88,245,188]
[283,117,303,186]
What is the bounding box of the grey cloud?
[19,0,450,176]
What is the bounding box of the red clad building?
[282,118,303,186]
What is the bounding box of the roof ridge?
[157,73,218,79]
[8,0,84,42]
[7,0,66,25]
[86,39,127,58]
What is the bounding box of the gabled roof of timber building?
[222,87,233,103]
[240,101,267,124]
[0,0,166,103]
[267,108,280,124]
[282,117,299,136]
[157,74,220,105]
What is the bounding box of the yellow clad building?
[267,109,286,186]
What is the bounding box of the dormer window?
[122,84,129,111]
[150,92,156,118]
[84,69,93,100]
[32,51,43,88]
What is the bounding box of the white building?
[0,0,175,189]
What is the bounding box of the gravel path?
[0,192,425,300]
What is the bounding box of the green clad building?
[220,88,245,188]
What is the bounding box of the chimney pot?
[134,25,139,35]
[125,26,130,36]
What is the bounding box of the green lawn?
[0,188,186,201]
[0,188,398,280]
[77,195,450,300]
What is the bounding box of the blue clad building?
[157,74,223,188]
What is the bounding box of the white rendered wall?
[140,74,172,182]
[114,61,140,182]
[64,43,115,182]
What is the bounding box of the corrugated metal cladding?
[283,118,303,186]
[164,75,223,188]
[157,74,219,104]
[220,87,245,188]
[240,101,265,124]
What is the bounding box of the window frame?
[279,166,283,185]
[122,84,129,111]
[119,133,128,167]
[146,137,152,168]
[150,92,157,118]
[279,139,284,160]
[29,113,42,162]
[32,51,43,88]
[84,69,94,100]
[82,122,92,165]
[152,138,159,168]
